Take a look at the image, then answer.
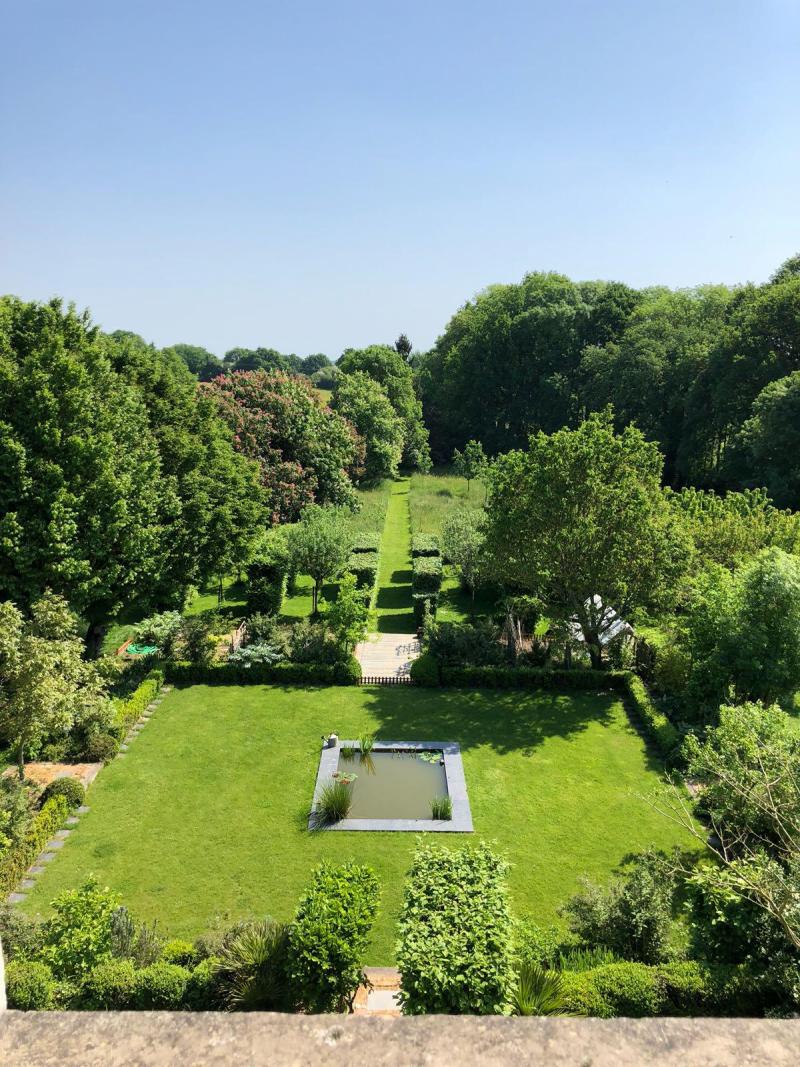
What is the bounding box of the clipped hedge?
[409,651,440,687]
[412,592,439,628]
[397,841,514,1015]
[113,667,164,739]
[0,796,67,895]
[412,555,442,594]
[351,532,381,554]
[623,674,681,758]
[346,551,379,590]
[411,535,440,558]
[133,962,191,1010]
[165,657,361,687]
[5,960,55,1010]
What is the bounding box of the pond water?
[336,750,447,819]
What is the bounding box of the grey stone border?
[309,740,473,832]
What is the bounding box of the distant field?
[408,469,484,536]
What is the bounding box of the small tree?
[452,440,488,498]
[289,506,352,615]
[326,573,368,653]
[441,510,486,609]
[0,593,111,779]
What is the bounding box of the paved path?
[352,968,402,1016]
[354,633,420,679]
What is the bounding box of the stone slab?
[77,805,90,814]
[6,892,26,904]
[20,879,36,890]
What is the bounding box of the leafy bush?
[165,659,359,687]
[345,552,379,590]
[40,777,85,811]
[412,555,443,594]
[557,946,621,972]
[560,962,664,1017]
[133,961,191,1009]
[289,860,379,1013]
[351,532,381,554]
[0,775,34,849]
[439,665,626,690]
[5,960,55,1010]
[243,613,288,648]
[315,780,353,823]
[83,732,120,763]
[623,674,680,757]
[81,959,138,1009]
[0,905,45,961]
[40,877,121,980]
[514,920,567,969]
[183,956,225,1010]
[411,535,440,558]
[180,616,217,665]
[397,841,514,1015]
[0,795,67,895]
[112,668,163,738]
[410,650,440,686]
[132,611,183,657]
[412,592,439,628]
[430,795,452,820]
[246,559,287,616]
[227,641,285,668]
[161,939,199,967]
[425,619,503,667]
[333,656,362,685]
[290,619,344,665]
[109,906,163,968]
[215,918,291,1010]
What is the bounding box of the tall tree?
[394,333,413,360]
[452,439,488,497]
[331,371,404,483]
[162,342,222,381]
[483,411,688,667]
[732,371,800,508]
[338,345,431,470]
[289,506,352,614]
[0,298,167,654]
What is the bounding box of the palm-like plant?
[215,919,290,1011]
[509,962,578,1017]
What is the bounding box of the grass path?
[373,478,415,634]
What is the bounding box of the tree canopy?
[331,371,404,483]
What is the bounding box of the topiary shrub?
[81,959,138,1009]
[288,860,379,1013]
[332,656,362,685]
[40,777,85,811]
[411,535,440,558]
[345,552,379,590]
[412,556,442,594]
[410,651,440,687]
[5,960,55,1010]
[161,938,199,967]
[83,732,120,764]
[133,961,191,1009]
[351,532,381,554]
[412,592,439,628]
[397,841,514,1015]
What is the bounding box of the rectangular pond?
[310,739,473,832]
[337,749,447,820]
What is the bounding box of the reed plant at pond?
[358,732,376,755]
[430,795,452,820]
[316,780,353,823]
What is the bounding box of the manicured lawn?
[22,684,694,963]
[374,478,415,633]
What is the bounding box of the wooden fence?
[358,675,412,686]
[229,620,247,654]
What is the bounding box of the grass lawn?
[374,478,415,634]
[22,684,694,963]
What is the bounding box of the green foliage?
[183,956,225,1009]
[161,939,199,967]
[289,505,353,613]
[81,958,138,1009]
[409,650,440,686]
[5,960,55,1010]
[514,920,566,969]
[0,906,45,962]
[441,509,486,595]
[288,860,379,1013]
[112,669,163,739]
[351,532,381,553]
[204,369,360,522]
[246,528,290,615]
[132,611,183,657]
[133,961,191,1009]
[40,777,85,811]
[560,961,664,1017]
[484,411,689,667]
[424,619,503,667]
[179,615,216,666]
[40,877,120,979]
[214,918,291,1010]
[397,841,514,1015]
[430,795,452,820]
[411,555,442,594]
[411,534,440,557]
[358,732,375,755]
[0,796,67,895]
[452,439,488,496]
[332,370,404,482]
[560,851,677,964]
[623,674,680,756]
[438,664,628,691]
[315,780,353,823]
[0,592,112,777]
[510,962,576,1016]
[737,371,800,509]
[345,551,379,589]
[0,775,33,850]
[412,591,439,628]
[84,732,120,763]
[227,641,285,668]
[164,657,361,687]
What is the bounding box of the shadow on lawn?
[356,686,645,761]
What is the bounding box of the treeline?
[417,254,800,506]
[164,342,334,385]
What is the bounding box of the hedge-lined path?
[373,477,415,634]
[354,633,420,679]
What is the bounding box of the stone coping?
[309,740,473,832]
[1,1014,799,1067]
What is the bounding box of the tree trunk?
[84,621,108,660]
[588,641,603,670]
[17,741,25,781]
[312,580,320,615]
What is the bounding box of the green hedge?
[412,555,442,594]
[397,841,514,1015]
[113,667,164,739]
[412,592,439,628]
[246,559,287,616]
[0,796,68,895]
[410,651,440,686]
[346,551,379,590]
[623,674,681,758]
[351,532,381,554]
[165,657,361,687]
[5,960,55,1010]
[411,535,440,558]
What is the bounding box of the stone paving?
[352,968,402,1016]
[354,633,421,679]
[4,684,174,908]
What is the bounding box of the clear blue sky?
[2,0,798,358]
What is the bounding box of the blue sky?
[2,0,798,357]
